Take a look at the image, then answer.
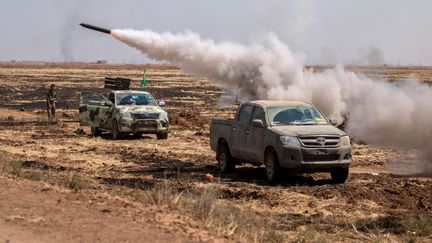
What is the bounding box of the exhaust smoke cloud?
[111,29,432,174]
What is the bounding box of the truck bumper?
[118,118,169,134]
[276,145,351,170]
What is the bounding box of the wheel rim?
[219,151,227,170]
[266,156,274,179]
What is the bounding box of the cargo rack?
[104,77,131,90]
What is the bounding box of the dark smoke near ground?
[355,46,386,65]
[111,29,432,175]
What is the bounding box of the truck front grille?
[132,112,160,119]
[302,154,340,162]
[299,135,340,148]
[134,120,158,128]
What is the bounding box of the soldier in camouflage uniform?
[46,84,57,121]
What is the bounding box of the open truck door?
[79,91,112,127]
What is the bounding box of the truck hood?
[117,105,163,114]
[269,125,346,137]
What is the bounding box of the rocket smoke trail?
[109,28,432,175]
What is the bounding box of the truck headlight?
[120,111,132,119]
[159,111,168,121]
[340,136,350,146]
[280,136,300,146]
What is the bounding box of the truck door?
[246,106,266,163]
[79,91,110,127]
[231,104,254,159]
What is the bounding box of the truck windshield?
[116,93,157,106]
[267,106,328,125]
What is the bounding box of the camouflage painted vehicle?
[79,90,169,140]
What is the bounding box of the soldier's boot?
[51,107,56,121]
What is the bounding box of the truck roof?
[110,90,150,95]
[245,100,312,108]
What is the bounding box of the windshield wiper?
[287,121,318,125]
[300,121,318,125]
[272,122,297,126]
[288,122,302,125]
[272,121,319,126]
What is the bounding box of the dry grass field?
[0,62,431,242]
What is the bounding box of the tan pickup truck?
[210,100,352,183]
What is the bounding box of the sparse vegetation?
[0,156,45,181]
[291,227,327,243]
[133,182,283,241]
[0,63,431,242]
[0,153,91,190]
[354,214,432,241]
[411,215,432,236]
[56,172,91,191]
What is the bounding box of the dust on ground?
[0,62,431,242]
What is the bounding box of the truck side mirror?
[252,119,264,128]
[329,118,338,126]
[158,101,166,107]
[101,100,113,107]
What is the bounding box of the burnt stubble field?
[0,62,431,242]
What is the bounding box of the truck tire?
[112,120,121,140]
[265,150,281,184]
[218,144,235,173]
[91,127,101,137]
[156,131,168,140]
[330,167,349,184]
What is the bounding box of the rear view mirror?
[158,101,166,107]
[252,119,264,128]
[329,118,338,126]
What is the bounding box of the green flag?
[140,70,147,88]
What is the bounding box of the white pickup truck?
[79,90,169,140]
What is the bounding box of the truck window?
[268,106,328,125]
[251,107,266,126]
[82,92,107,106]
[116,93,157,106]
[237,105,254,126]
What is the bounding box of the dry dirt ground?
[0,62,431,242]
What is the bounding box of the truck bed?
[210,119,234,126]
[209,119,234,152]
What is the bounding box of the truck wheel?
[112,120,121,140]
[156,131,168,140]
[265,150,281,184]
[218,144,235,173]
[91,127,101,137]
[330,167,349,184]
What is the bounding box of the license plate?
[137,120,157,126]
[313,149,328,155]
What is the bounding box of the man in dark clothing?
[46,84,57,121]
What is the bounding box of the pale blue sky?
[1,0,431,65]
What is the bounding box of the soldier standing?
[46,84,57,121]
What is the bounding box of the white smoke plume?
[111,29,432,174]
